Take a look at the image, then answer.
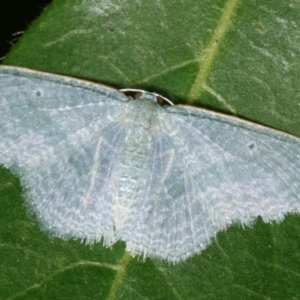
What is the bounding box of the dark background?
[0,0,52,60]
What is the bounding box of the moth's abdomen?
[112,99,158,230]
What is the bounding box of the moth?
[0,65,299,263]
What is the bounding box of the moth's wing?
[0,66,129,170]
[166,106,300,225]
[25,121,127,242]
[119,105,300,263]
[118,128,221,263]
[0,66,130,240]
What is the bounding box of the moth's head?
[120,88,173,106]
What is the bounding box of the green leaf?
[2,0,300,298]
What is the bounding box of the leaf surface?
[1,0,300,298]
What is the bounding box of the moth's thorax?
[127,96,160,128]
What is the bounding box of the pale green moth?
[1,65,300,263]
